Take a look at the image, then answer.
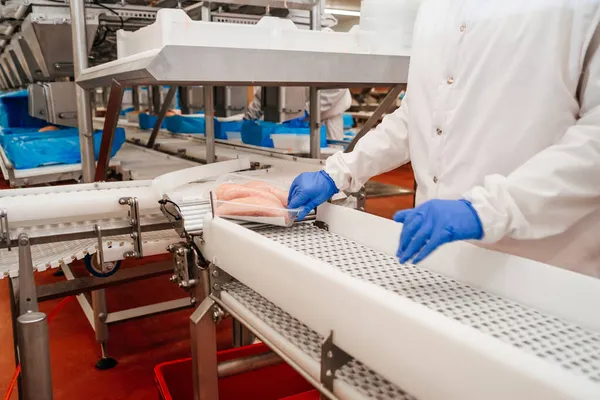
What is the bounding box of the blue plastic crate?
[241,120,276,148]
[343,113,354,129]
[166,115,243,140]
[139,112,167,130]
[0,90,47,129]
[166,114,205,134]
[216,120,243,140]
[3,127,126,170]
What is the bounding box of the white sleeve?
[324,95,410,193]
[463,27,600,242]
[245,87,263,120]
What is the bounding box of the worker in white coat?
[245,86,351,140]
[288,1,600,278]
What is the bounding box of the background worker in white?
[245,86,352,140]
[288,1,600,278]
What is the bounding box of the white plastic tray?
[211,173,298,227]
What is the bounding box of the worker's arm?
[463,26,600,242]
[324,95,410,193]
[244,87,263,120]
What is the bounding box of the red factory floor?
[0,165,415,400]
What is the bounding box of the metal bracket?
[314,220,329,231]
[320,330,353,395]
[119,197,143,258]
[94,224,105,270]
[168,243,198,290]
[208,264,232,299]
[0,208,10,251]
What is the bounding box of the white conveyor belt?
[202,204,600,400]
[0,158,250,227]
[0,229,180,278]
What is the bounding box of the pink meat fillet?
[216,183,282,205]
[217,197,290,224]
[245,181,289,207]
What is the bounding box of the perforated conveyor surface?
[254,224,600,384]
[223,280,415,399]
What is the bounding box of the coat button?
[447,76,454,85]
[460,23,467,32]
[436,128,443,136]
[433,176,439,183]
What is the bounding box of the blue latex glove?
[288,170,339,221]
[393,199,484,264]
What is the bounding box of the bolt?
[176,248,185,256]
[212,270,219,278]
[119,198,128,205]
[326,370,332,377]
[178,282,184,288]
[19,237,28,246]
[167,244,175,252]
[169,275,177,283]
[190,297,197,306]
[213,283,221,291]
[327,351,333,359]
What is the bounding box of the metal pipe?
[233,319,256,348]
[179,86,190,115]
[70,0,96,183]
[190,297,219,400]
[151,86,162,114]
[217,351,282,378]
[204,85,216,163]
[309,3,322,159]
[132,86,140,111]
[95,80,124,181]
[17,312,52,400]
[147,86,177,148]
[309,87,321,159]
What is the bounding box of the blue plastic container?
[241,120,276,148]
[216,120,244,140]
[120,106,135,116]
[342,113,354,129]
[139,112,167,130]
[166,115,243,140]
[0,90,47,129]
[3,127,126,169]
[166,114,206,134]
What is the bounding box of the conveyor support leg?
[190,297,219,400]
[16,234,53,400]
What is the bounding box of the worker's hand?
[288,171,339,221]
[393,199,484,264]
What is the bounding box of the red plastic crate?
[280,390,320,400]
[155,343,315,400]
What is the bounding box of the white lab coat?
[245,87,352,141]
[325,0,600,277]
